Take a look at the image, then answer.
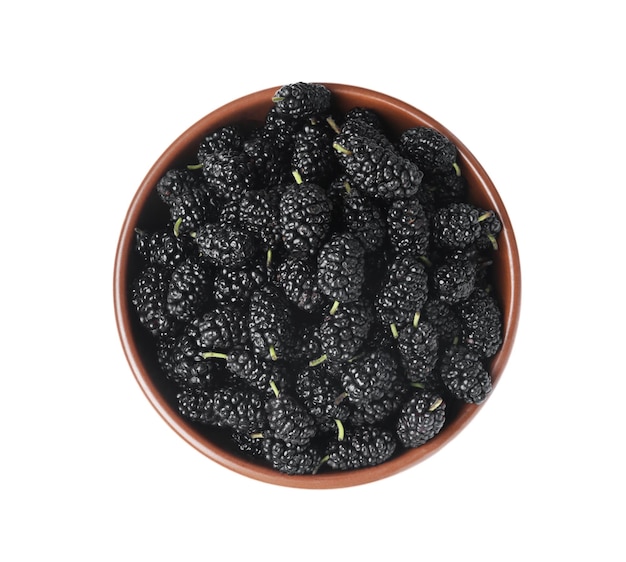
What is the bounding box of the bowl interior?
[114,83,521,489]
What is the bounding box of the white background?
[2,1,624,559]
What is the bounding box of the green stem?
[269,379,280,398]
[269,345,278,361]
[390,323,399,339]
[413,311,421,328]
[326,116,341,134]
[187,163,203,170]
[429,397,444,411]
[173,217,183,238]
[309,354,328,367]
[329,300,340,315]
[202,351,228,360]
[292,169,303,184]
[452,162,461,176]
[332,142,352,156]
[335,419,345,441]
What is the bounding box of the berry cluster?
[130,82,503,475]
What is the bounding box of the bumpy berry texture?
[274,255,324,312]
[458,288,503,358]
[262,437,323,475]
[317,232,366,303]
[279,182,332,257]
[396,388,446,448]
[325,425,397,470]
[166,256,211,323]
[375,254,429,330]
[398,126,458,174]
[265,382,318,445]
[247,285,294,361]
[438,344,492,404]
[387,197,430,258]
[341,349,400,407]
[396,317,440,387]
[195,222,256,270]
[334,133,423,201]
[432,202,489,250]
[272,82,332,119]
[129,82,507,477]
[131,266,176,337]
[318,300,373,363]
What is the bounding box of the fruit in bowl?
[114,82,521,488]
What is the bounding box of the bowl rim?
[113,82,521,489]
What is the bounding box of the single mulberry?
[438,343,492,404]
[396,388,446,448]
[375,254,429,331]
[316,232,366,303]
[272,82,332,119]
[398,126,458,174]
[279,181,333,257]
[325,424,397,470]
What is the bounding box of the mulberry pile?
[129,82,505,476]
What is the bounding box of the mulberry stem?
[326,116,341,134]
[390,323,399,339]
[292,169,303,184]
[269,379,280,398]
[309,354,327,367]
[332,142,352,156]
[269,345,278,361]
[413,311,421,328]
[173,217,183,237]
[453,162,461,176]
[335,419,345,441]
[202,351,228,360]
[429,397,444,411]
[329,300,340,315]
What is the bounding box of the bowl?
[113,83,521,489]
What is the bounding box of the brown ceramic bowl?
[113,83,521,489]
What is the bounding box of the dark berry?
[265,382,318,445]
[131,266,176,336]
[272,82,331,119]
[247,285,294,361]
[387,197,430,258]
[334,133,423,201]
[438,344,492,404]
[212,382,268,433]
[279,182,333,257]
[458,288,503,358]
[274,255,324,312]
[341,349,400,407]
[318,300,374,363]
[262,437,323,475]
[396,317,440,387]
[432,202,485,250]
[317,232,366,303]
[375,255,429,330]
[195,222,256,270]
[295,366,350,431]
[398,126,458,174]
[325,424,397,470]
[166,256,211,322]
[339,182,386,253]
[396,388,446,448]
